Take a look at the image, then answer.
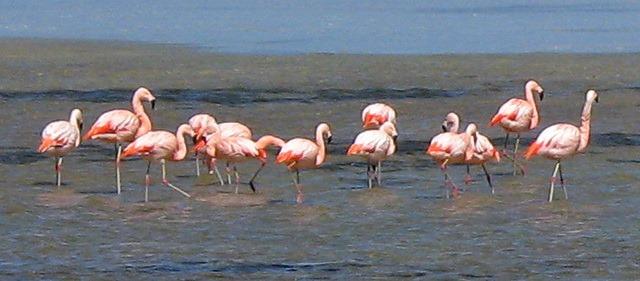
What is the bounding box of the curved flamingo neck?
[173,124,193,161]
[315,126,329,166]
[256,135,285,149]
[524,85,540,129]
[132,93,152,138]
[577,98,595,153]
[69,110,82,147]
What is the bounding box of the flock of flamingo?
[37,79,598,203]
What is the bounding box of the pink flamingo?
[83,87,156,194]
[194,134,285,193]
[119,124,195,202]
[37,109,84,187]
[525,90,599,202]
[275,123,332,204]
[347,121,398,188]
[426,123,477,198]
[489,80,544,175]
[362,103,397,129]
[188,113,252,183]
[442,113,500,194]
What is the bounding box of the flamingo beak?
[595,96,599,103]
[441,124,447,132]
[392,135,398,149]
[151,100,156,110]
[79,122,84,132]
[538,91,544,101]
[327,136,333,144]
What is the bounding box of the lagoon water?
[1,0,640,54]
[1,85,639,279]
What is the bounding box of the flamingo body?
[362,103,396,129]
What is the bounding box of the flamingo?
[347,121,398,188]
[188,113,252,183]
[442,113,500,194]
[83,87,156,194]
[362,103,397,129]
[525,90,599,202]
[489,80,544,175]
[119,124,194,202]
[194,134,284,193]
[37,109,83,187]
[426,123,477,198]
[275,123,332,204]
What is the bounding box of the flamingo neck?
[524,86,540,129]
[315,127,328,166]
[173,124,193,161]
[132,94,152,138]
[69,111,82,147]
[255,135,285,149]
[577,99,595,153]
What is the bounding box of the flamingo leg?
[376,161,382,186]
[290,170,303,204]
[440,159,459,199]
[195,153,201,177]
[503,133,510,150]
[54,157,62,187]
[248,162,265,193]
[500,153,526,175]
[464,165,473,187]
[548,161,560,202]
[145,161,151,202]
[161,159,191,198]
[116,143,122,194]
[513,134,521,176]
[233,165,240,194]
[225,162,232,185]
[210,159,225,186]
[481,164,494,195]
[559,162,568,200]
[367,164,373,189]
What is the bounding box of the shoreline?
[0,38,639,92]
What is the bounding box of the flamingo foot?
[445,180,461,199]
[296,193,304,204]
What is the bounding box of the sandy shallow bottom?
[0,39,639,279]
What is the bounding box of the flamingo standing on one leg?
[441,112,500,194]
[347,121,398,188]
[489,80,544,175]
[119,124,195,202]
[426,123,477,198]
[188,113,253,183]
[362,103,397,129]
[275,123,332,204]
[525,90,599,202]
[37,109,83,187]
[83,87,156,194]
[194,135,284,193]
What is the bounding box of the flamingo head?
[442,112,460,133]
[525,80,544,101]
[586,89,599,103]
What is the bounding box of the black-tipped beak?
[539,91,544,101]
[151,100,156,110]
[441,125,447,132]
[595,96,599,103]
[327,136,333,144]
[79,122,84,132]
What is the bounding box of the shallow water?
[1,86,639,279]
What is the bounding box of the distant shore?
[0,38,639,92]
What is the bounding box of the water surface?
[1,85,639,279]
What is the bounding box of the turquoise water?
[1,0,639,54]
